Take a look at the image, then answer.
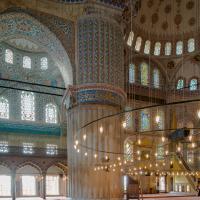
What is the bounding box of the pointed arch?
[0,12,72,86]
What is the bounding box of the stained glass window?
[135,37,142,51]
[140,62,149,86]
[127,31,134,47]
[188,38,195,53]
[23,56,31,69]
[176,41,183,55]
[5,49,13,64]
[41,57,48,70]
[177,79,184,90]
[46,144,58,155]
[154,42,161,56]
[189,78,197,91]
[21,91,35,121]
[165,42,172,56]
[46,175,59,195]
[125,107,133,129]
[144,40,151,54]
[45,104,57,124]
[141,110,150,131]
[153,68,160,88]
[0,97,9,119]
[0,141,8,153]
[124,140,133,161]
[23,143,34,154]
[129,63,135,83]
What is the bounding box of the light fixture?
[192,142,195,148]
[161,136,165,142]
[137,138,141,145]
[94,154,97,158]
[75,140,79,145]
[197,110,200,119]
[122,121,126,128]
[99,126,103,133]
[189,135,193,141]
[177,146,181,152]
[83,134,87,141]
[155,115,160,123]
[84,152,88,156]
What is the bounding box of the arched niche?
[0,12,73,86]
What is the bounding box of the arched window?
[129,63,135,83]
[23,56,31,69]
[141,110,150,131]
[140,62,149,86]
[177,79,184,90]
[127,31,134,47]
[124,140,133,161]
[189,78,198,91]
[154,42,161,56]
[21,91,35,121]
[41,57,48,70]
[144,40,151,54]
[135,37,142,51]
[5,49,13,64]
[176,41,183,55]
[165,42,172,56]
[188,38,195,53]
[0,97,9,119]
[45,103,57,124]
[153,68,160,88]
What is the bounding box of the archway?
[46,165,67,198]
[16,164,41,198]
[0,12,73,86]
[0,165,11,198]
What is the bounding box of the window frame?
[176,77,185,90]
[23,56,31,69]
[0,97,9,119]
[5,49,13,64]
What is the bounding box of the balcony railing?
[0,146,67,158]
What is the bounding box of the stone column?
[65,2,126,200]
[11,170,16,200]
[42,173,46,200]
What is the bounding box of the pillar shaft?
[42,173,46,200]
[11,170,16,200]
[66,3,125,199]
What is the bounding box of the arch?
[0,164,11,174]
[0,12,73,86]
[16,161,42,174]
[45,161,67,174]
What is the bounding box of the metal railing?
[0,146,67,158]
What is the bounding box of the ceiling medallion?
[167,61,175,69]
[186,1,194,10]
[164,4,172,14]
[140,15,146,24]
[162,21,168,30]
[188,17,196,26]
[174,14,182,27]
[151,13,159,25]
[147,0,154,8]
